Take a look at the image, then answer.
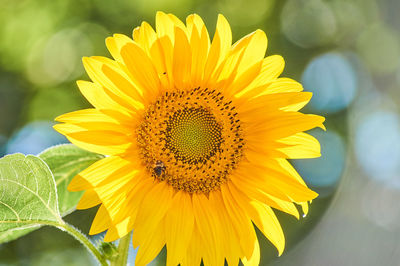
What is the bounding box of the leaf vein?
[1,179,59,220]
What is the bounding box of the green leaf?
[0,153,108,265]
[39,144,104,215]
[0,153,62,232]
[0,145,104,243]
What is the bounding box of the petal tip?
[319,122,327,131]
[217,13,228,22]
[82,56,90,64]
[52,123,64,133]
[310,190,319,200]
[276,239,285,257]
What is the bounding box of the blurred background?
[0,0,399,265]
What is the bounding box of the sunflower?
[54,12,325,266]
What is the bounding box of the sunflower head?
[137,86,244,194]
[55,12,325,266]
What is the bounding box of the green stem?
[57,222,108,266]
[111,231,133,266]
[0,220,108,265]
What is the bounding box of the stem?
[1,220,108,265]
[56,222,109,266]
[111,231,133,266]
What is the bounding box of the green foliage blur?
[1,0,399,265]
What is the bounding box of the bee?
[153,160,166,176]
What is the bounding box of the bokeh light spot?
[329,1,365,44]
[355,111,400,188]
[281,0,337,48]
[362,181,400,231]
[26,28,92,86]
[218,0,275,26]
[6,121,68,155]
[302,52,357,114]
[357,24,400,75]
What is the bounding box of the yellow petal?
[82,56,143,109]
[105,177,154,240]
[235,163,318,202]
[235,29,268,78]
[278,132,321,159]
[104,216,133,242]
[221,184,258,260]
[214,14,232,64]
[76,80,127,112]
[156,11,175,41]
[269,158,307,186]
[76,189,100,209]
[187,17,210,87]
[212,31,255,90]
[101,64,145,106]
[92,171,138,204]
[238,92,312,115]
[186,13,210,44]
[173,26,192,90]
[209,191,242,266]
[244,110,326,140]
[150,36,174,90]
[180,226,202,266]
[241,238,260,266]
[134,220,166,266]
[55,121,130,137]
[265,194,300,219]
[250,203,285,256]
[165,191,194,266]
[227,60,263,97]
[55,109,135,136]
[120,42,161,98]
[89,205,112,235]
[300,202,309,217]
[133,24,170,89]
[68,156,131,191]
[231,176,300,219]
[86,174,149,237]
[232,170,292,202]
[58,126,130,145]
[236,55,285,99]
[167,13,187,34]
[133,182,173,247]
[105,34,134,63]
[136,21,157,54]
[203,14,232,84]
[132,26,140,41]
[192,194,224,266]
[53,124,131,155]
[267,77,304,94]
[245,142,288,162]
[56,108,119,124]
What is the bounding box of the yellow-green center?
[165,107,222,164]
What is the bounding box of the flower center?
[136,87,244,194]
[165,107,223,164]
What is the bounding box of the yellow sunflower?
[54,12,325,266]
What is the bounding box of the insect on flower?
[153,160,166,176]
